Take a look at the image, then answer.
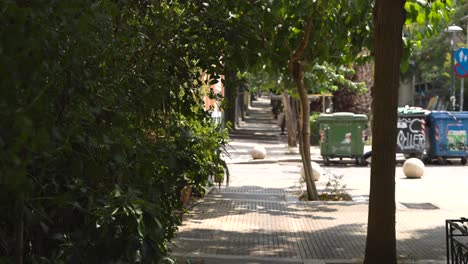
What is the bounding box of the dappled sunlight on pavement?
[171,95,459,264]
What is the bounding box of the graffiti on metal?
[436,123,468,152]
[446,124,467,152]
[396,117,426,151]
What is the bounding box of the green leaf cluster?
[401,0,454,72]
[305,63,367,94]
[401,0,464,100]
[253,0,374,95]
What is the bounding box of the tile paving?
[171,186,447,263]
[170,96,456,264]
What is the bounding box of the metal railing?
[446,218,468,264]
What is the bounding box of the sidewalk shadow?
[172,223,368,260]
[172,221,446,262]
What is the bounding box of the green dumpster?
[317,112,368,165]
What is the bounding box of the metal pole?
[450,45,456,110]
[462,79,465,112]
[445,25,463,111]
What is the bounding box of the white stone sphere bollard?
[250,145,267,159]
[403,158,425,178]
[301,161,326,181]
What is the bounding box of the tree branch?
[288,18,313,79]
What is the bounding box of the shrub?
[0,1,228,262]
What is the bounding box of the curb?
[226,158,358,165]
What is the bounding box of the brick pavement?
[171,186,448,263]
[170,96,451,263]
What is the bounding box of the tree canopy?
[403,0,466,107]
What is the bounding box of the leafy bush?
[310,112,321,146]
[0,1,227,263]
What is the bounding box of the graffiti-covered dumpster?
[317,112,368,165]
[426,111,468,165]
[396,107,430,159]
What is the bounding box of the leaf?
[416,12,426,25]
[291,27,301,35]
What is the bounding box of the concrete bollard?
[250,145,267,159]
[301,161,326,181]
[403,158,425,178]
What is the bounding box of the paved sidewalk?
[170,96,452,263]
[171,186,447,263]
[224,97,372,165]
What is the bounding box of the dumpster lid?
[317,112,368,121]
[429,111,468,120]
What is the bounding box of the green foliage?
[401,0,454,72]
[309,113,321,146]
[0,0,459,260]
[402,0,464,98]
[0,1,228,262]
[254,0,374,96]
[305,63,367,94]
[320,173,350,201]
[243,70,281,94]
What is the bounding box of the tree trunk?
[289,18,318,200]
[364,1,405,263]
[223,64,237,130]
[282,90,297,147]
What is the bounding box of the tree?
[364,1,406,262]
[210,2,272,129]
[364,0,452,262]
[265,1,373,200]
[289,18,320,199]
[405,0,467,109]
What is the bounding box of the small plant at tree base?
[320,173,351,201]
